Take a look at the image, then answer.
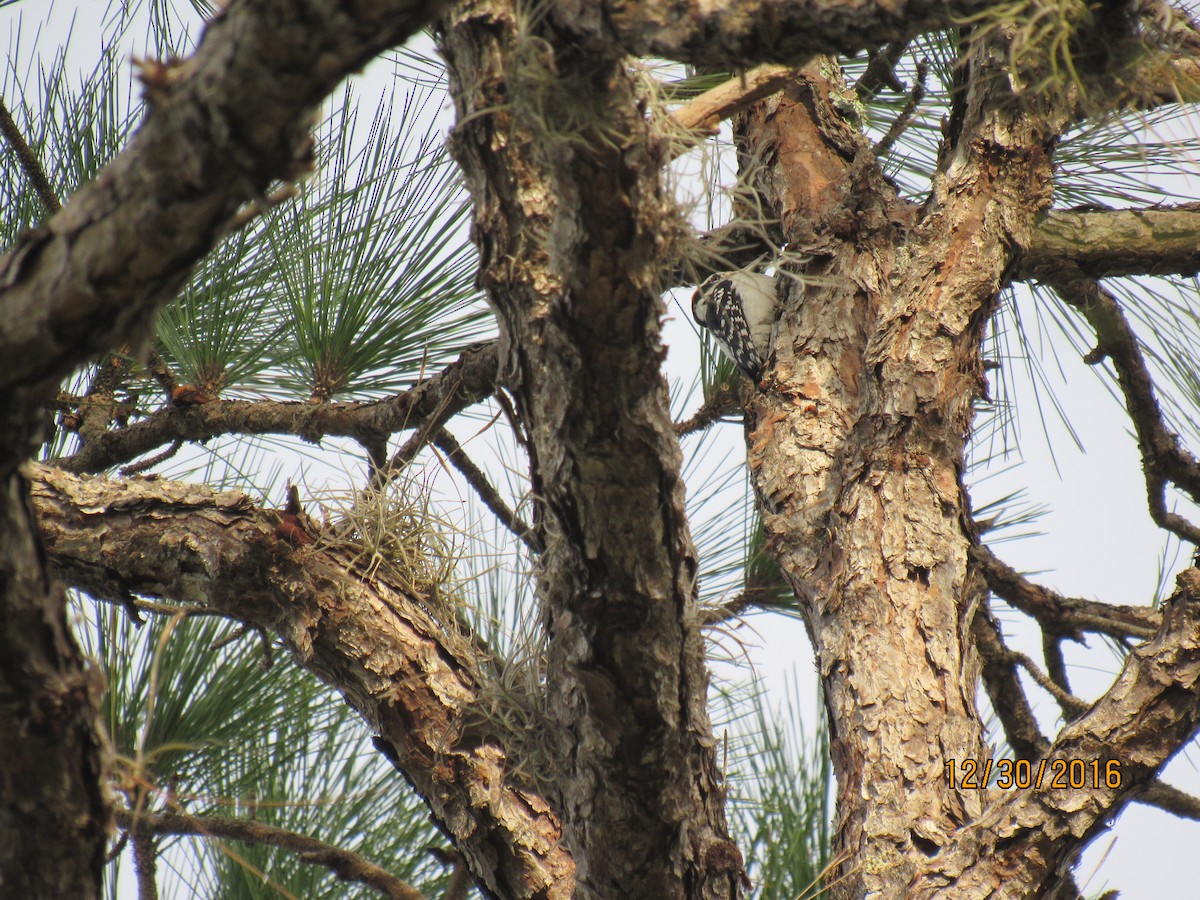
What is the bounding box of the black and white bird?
[691,271,780,382]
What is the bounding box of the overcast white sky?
[6,2,1200,897]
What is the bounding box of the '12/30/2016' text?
[945,758,1123,790]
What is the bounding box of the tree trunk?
[742,48,1057,896]
[8,3,1200,899]
[0,470,108,899]
[439,2,740,896]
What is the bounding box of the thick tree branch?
[0,0,446,435]
[0,471,110,898]
[56,342,497,474]
[738,29,1057,889]
[1051,278,1200,544]
[1019,206,1200,280]
[915,568,1200,898]
[1,11,453,886]
[113,808,426,900]
[975,591,1200,825]
[575,0,1007,68]
[29,464,573,899]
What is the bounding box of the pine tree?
[3,1,1200,898]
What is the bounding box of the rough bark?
[729,11,1200,894]
[913,569,1200,898]
[7,2,1200,897]
[0,0,447,422]
[28,463,572,899]
[439,2,739,897]
[740,42,1062,895]
[57,341,498,475]
[0,470,108,899]
[566,0,1010,68]
[1020,205,1200,280]
[0,4,446,895]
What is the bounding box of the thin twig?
[1041,631,1071,697]
[855,40,910,99]
[207,623,275,669]
[131,828,159,900]
[431,428,542,553]
[104,831,130,865]
[872,60,927,159]
[973,603,1048,761]
[90,594,230,623]
[144,349,179,399]
[255,626,275,670]
[1008,649,1090,717]
[76,348,135,445]
[363,436,390,484]
[426,847,472,900]
[1051,278,1200,545]
[113,808,427,900]
[1140,781,1200,821]
[0,94,60,213]
[494,389,532,456]
[974,543,1160,641]
[226,184,297,232]
[373,346,500,486]
[977,596,1200,818]
[209,624,249,651]
[386,427,434,478]
[121,440,183,477]
[674,382,741,436]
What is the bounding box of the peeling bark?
[439,1,738,896]
[28,463,571,899]
[740,45,1060,896]
[6,1,1200,897]
[0,5,447,894]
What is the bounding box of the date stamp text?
[945,758,1123,790]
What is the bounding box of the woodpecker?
[691,271,780,381]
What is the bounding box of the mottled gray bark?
[439,1,739,895]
